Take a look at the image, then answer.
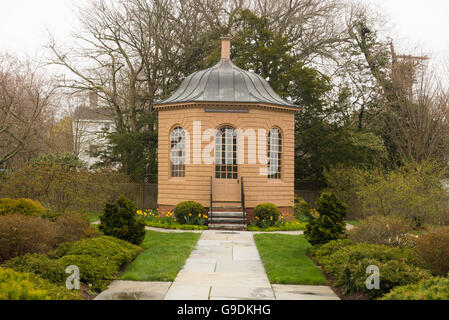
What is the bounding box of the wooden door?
[214,126,240,201]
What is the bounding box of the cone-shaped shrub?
[99,196,145,245]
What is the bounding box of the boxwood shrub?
[0,267,81,300]
[4,253,66,285]
[309,240,432,299]
[254,203,280,227]
[173,201,205,225]
[54,236,143,291]
[305,192,347,245]
[99,196,146,245]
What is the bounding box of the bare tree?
[0,53,56,168]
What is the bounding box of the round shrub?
[99,196,146,245]
[381,277,449,300]
[416,229,449,276]
[254,203,280,227]
[173,201,205,225]
[0,214,58,263]
[0,198,46,216]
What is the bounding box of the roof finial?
[220,34,232,59]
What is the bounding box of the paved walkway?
[95,228,343,300]
[163,230,339,300]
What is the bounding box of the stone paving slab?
[272,284,340,300]
[164,284,211,300]
[215,260,266,273]
[95,281,172,300]
[233,246,261,261]
[210,286,275,300]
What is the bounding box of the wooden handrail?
[241,176,246,225]
[210,176,213,223]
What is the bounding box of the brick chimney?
[89,92,98,109]
[221,35,232,59]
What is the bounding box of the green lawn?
[119,231,201,281]
[346,219,362,226]
[254,234,327,285]
[86,212,102,223]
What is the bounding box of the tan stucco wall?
[157,104,295,210]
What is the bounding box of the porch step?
[208,223,247,231]
[209,211,245,218]
[208,217,245,224]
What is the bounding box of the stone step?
[209,211,245,218]
[209,217,246,224]
[208,223,247,231]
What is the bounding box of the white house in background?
[73,105,115,168]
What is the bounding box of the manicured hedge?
[52,236,143,291]
[0,267,81,300]
[4,236,143,293]
[4,253,67,285]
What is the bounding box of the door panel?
[214,126,240,202]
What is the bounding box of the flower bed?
[137,209,208,230]
[248,219,307,232]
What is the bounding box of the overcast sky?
[1,0,448,69]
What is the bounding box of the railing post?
[241,176,246,226]
[210,176,213,223]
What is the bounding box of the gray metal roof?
[154,59,297,108]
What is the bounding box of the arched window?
[170,127,185,178]
[215,126,238,179]
[268,128,282,179]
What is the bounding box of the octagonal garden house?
[153,36,298,230]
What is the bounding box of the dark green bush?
[305,192,347,245]
[4,253,66,285]
[340,258,431,299]
[416,229,449,276]
[59,254,116,291]
[0,198,46,216]
[310,240,431,299]
[54,236,142,291]
[99,196,146,245]
[308,239,354,258]
[173,201,205,225]
[54,236,142,265]
[254,203,281,227]
[381,277,449,300]
[0,267,81,300]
